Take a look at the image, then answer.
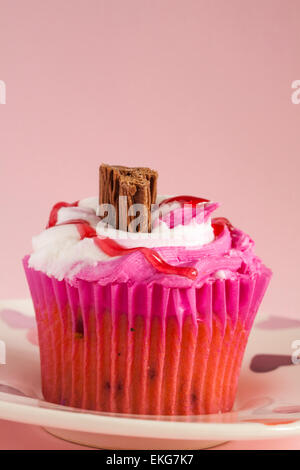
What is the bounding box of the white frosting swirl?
[28,196,215,281]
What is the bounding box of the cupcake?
[23,164,271,415]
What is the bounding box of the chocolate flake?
[99,164,158,232]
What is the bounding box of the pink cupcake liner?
[23,256,271,415]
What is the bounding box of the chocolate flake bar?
[99,164,158,232]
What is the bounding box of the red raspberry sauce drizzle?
[212,217,233,237]
[47,201,79,228]
[159,195,210,207]
[94,237,198,280]
[56,219,98,239]
[159,196,233,238]
[46,202,199,280]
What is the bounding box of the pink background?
[1,0,300,321]
[0,0,300,450]
[1,0,300,319]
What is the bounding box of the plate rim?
[0,391,300,441]
[1,298,300,441]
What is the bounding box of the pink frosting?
[73,224,269,288]
[29,196,271,288]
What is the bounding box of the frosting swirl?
[28,196,270,287]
